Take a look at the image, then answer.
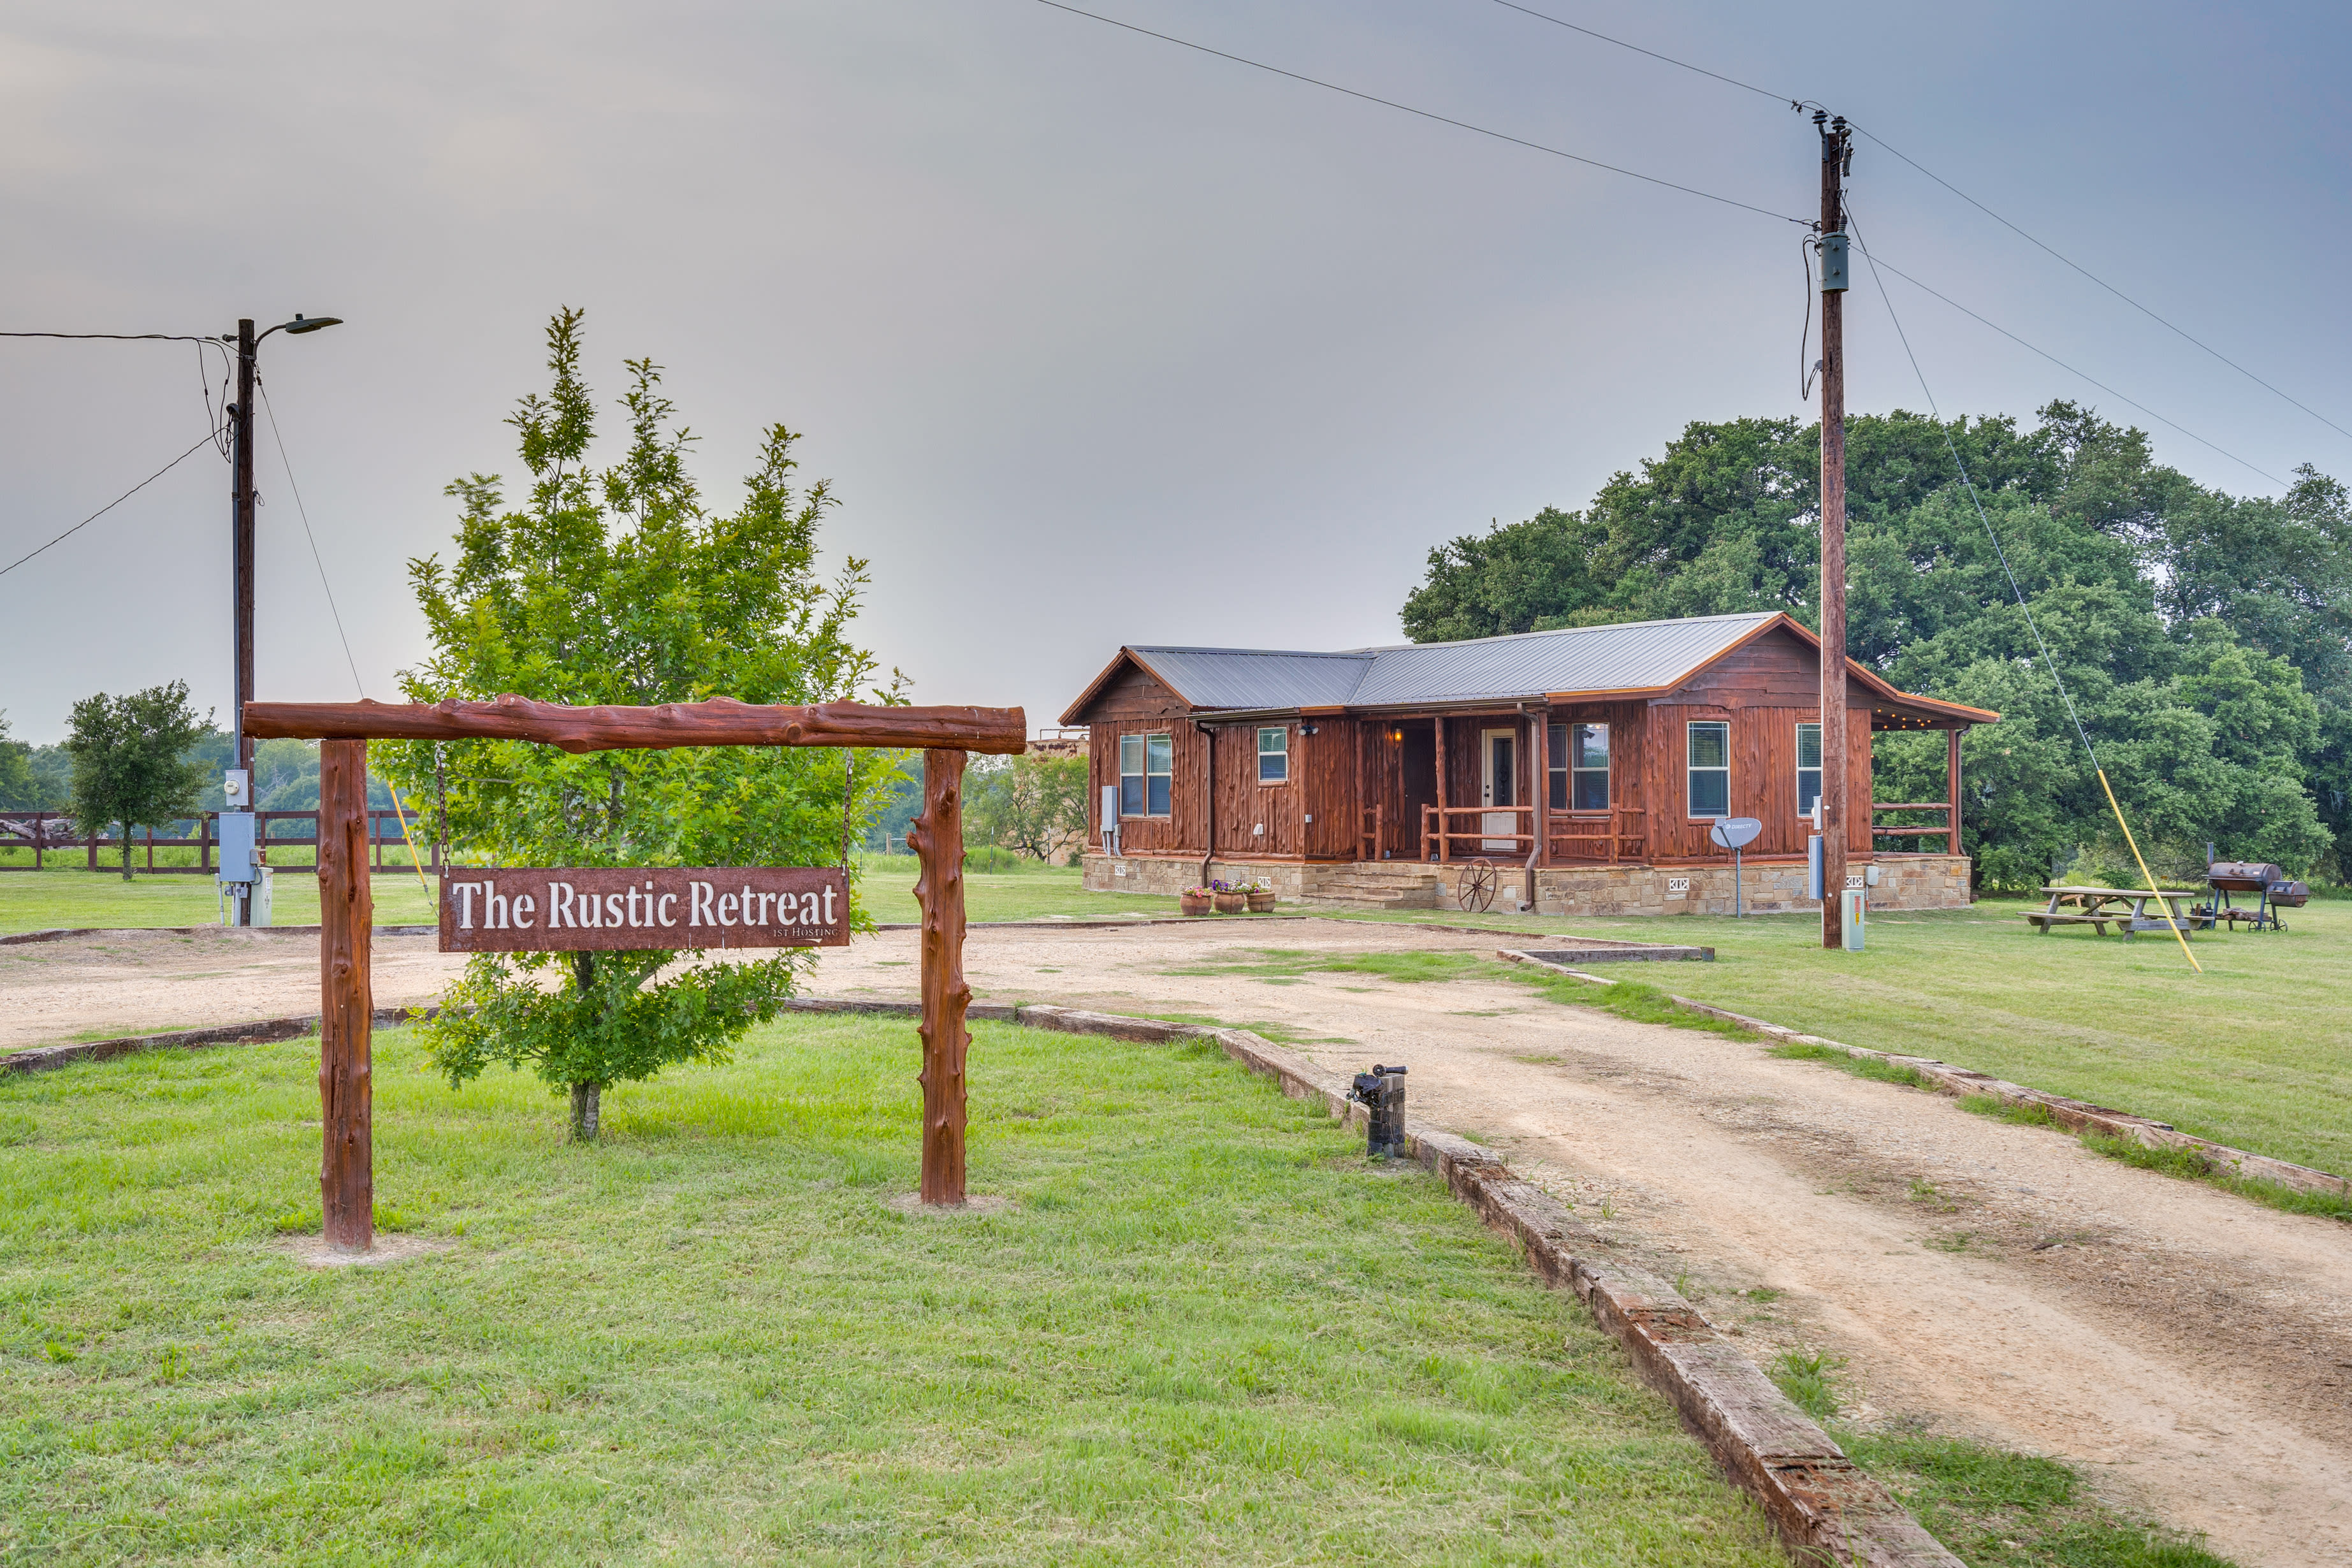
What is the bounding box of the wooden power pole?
[1815,112,1852,950]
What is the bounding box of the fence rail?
[0,809,440,875]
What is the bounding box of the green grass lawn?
[0,1013,1787,1566]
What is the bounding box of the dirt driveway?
[810,918,2352,1568]
[8,917,2348,1565]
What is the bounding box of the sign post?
[249,697,1025,1249]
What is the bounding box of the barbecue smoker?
[1349,1064,1409,1159]
[2200,859,2310,932]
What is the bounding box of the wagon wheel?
[1457,858,1499,913]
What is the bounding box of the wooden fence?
[0,809,440,875]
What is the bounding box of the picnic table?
[2027,885,2207,938]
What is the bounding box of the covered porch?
[1354,704,1971,870]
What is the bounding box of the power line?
[255,375,366,700]
[0,432,220,581]
[1469,5,2352,453]
[1481,0,1797,106]
[1850,126,2352,451]
[0,330,219,345]
[1852,224,2284,488]
[1027,0,1811,226]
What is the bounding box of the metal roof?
[1126,647,1375,710]
[1123,613,1779,712]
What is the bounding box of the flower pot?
[1180,889,1212,917]
[1214,891,1248,915]
[1247,890,1276,912]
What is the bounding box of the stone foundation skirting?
[1084,852,1973,917]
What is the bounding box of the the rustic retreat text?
[439,866,850,952]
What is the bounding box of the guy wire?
[1849,206,2199,971]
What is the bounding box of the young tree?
[62,683,210,880]
[0,712,37,811]
[966,753,1088,862]
[375,309,906,1140]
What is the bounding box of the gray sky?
[4,1,2348,742]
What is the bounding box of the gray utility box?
[217,810,258,883]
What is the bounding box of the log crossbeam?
[244,696,1027,755]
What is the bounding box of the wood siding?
[1082,662,1203,857]
[1641,703,1873,859]
[1077,626,1933,867]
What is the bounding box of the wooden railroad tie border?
[1497,950,2352,1202]
[3,1006,442,1074]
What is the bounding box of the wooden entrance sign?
[245,697,1024,1249]
[438,867,851,952]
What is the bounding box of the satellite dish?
[1710,817,1762,850]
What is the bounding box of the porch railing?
[1420,804,1534,862]
[1871,801,1953,849]
[1547,808,1648,864]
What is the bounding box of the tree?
[0,713,36,811]
[1400,402,2348,884]
[62,683,210,880]
[966,753,1088,862]
[374,309,907,1140]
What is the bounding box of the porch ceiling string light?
[1850,208,2198,973]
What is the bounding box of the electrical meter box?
[217,810,258,883]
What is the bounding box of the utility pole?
[218,312,343,926]
[1815,112,1852,951]
[232,319,258,783]
[226,318,259,927]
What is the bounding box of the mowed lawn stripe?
[0,1015,1780,1565]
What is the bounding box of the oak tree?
[62,683,210,880]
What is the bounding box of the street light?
[219,311,342,926]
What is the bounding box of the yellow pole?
[386,783,433,897]
[2096,769,2201,974]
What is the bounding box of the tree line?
[1399,402,2351,888]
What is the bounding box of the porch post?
[1434,715,1448,862]
[1532,711,1550,867]
[1947,727,1963,859]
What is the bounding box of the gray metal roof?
[1125,612,1781,713]
[1127,647,1375,710]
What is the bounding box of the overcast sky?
[4,1,2348,743]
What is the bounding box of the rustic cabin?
[1059,610,1996,915]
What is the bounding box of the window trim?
[1686,720,1731,820]
[1548,722,1611,813]
[1795,721,1823,820]
[1256,725,1290,785]
[1119,729,1173,818]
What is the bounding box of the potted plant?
[1244,876,1276,913]
[1180,886,1212,916]
[1210,878,1247,915]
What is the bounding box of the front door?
[1481,727,1517,852]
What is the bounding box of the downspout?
[1199,721,1216,889]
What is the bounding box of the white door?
[1480,727,1518,852]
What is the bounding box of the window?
[1687,721,1730,817]
[1548,723,1610,811]
[1119,731,1172,817]
[1796,722,1822,817]
[1257,726,1289,783]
